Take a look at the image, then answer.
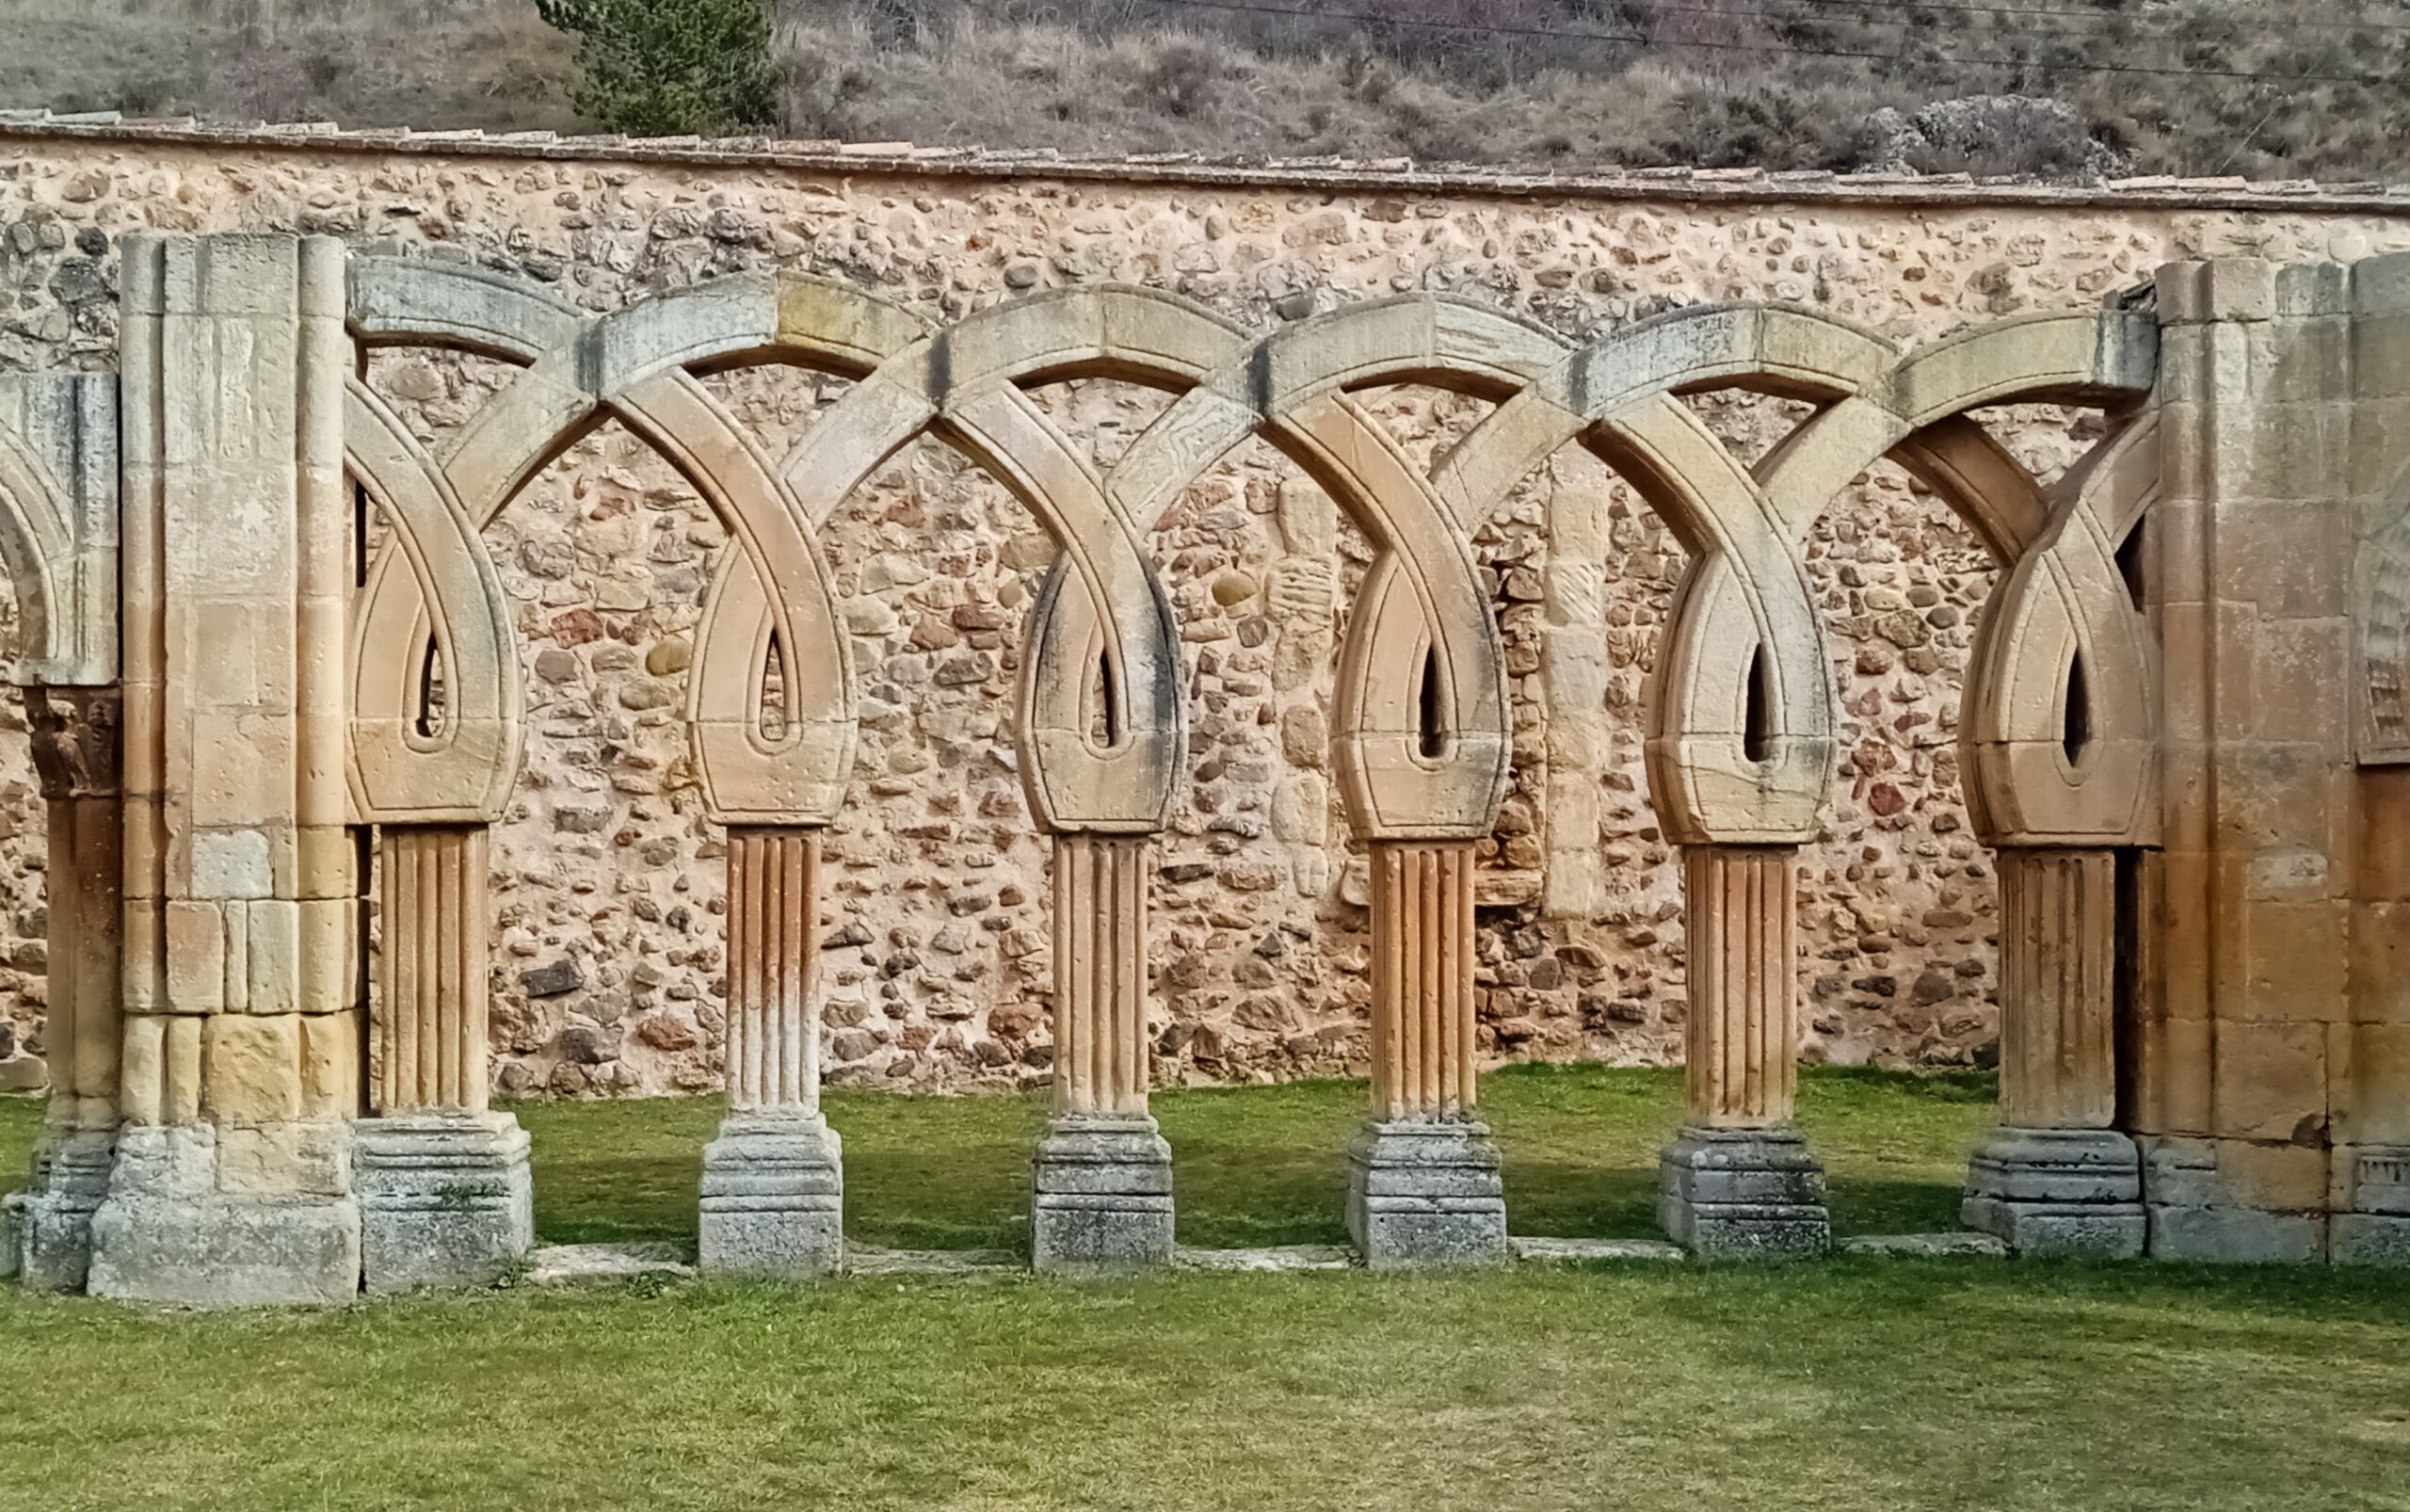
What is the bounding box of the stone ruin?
[0,117,2403,1300]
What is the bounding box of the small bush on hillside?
[537,0,777,137]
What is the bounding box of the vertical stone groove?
[1998,847,2117,1130]
[1685,844,1798,1128]
[376,825,489,1114]
[727,828,819,1114]
[1370,839,1478,1121]
[1052,833,1149,1118]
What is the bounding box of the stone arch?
[345,260,914,825]
[0,376,117,688]
[345,378,522,823]
[771,284,1253,833]
[1025,294,1574,839]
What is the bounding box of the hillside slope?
[8,0,2409,181]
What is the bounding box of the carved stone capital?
[24,685,120,801]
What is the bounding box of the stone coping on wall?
[9,108,2410,216]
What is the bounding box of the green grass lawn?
[0,1075,2404,1512]
[509,1063,1999,1249]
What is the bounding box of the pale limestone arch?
[1749,307,2161,845]
[345,260,903,826]
[345,378,522,824]
[0,375,118,687]
[1028,294,1575,840]
[1401,301,1903,844]
[767,283,1244,833]
[1956,411,2163,844]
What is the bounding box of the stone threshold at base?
[512,1231,2010,1286]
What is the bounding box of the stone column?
[8,688,122,1290]
[699,827,843,1278]
[1658,844,1829,1258]
[1347,838,1506,1267]
[88,233,363,1307]
[1032,831,1172,1271]
[353,824,532,1292]
[1962,847,2145,1255]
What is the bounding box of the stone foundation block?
[1660,1126,1830,1261]
[8,1126,115,1292]
[354,1114,534,1294]
[2142,1139,2322,1263]
[1346,1118,1507,1269]
[88,1127,359,1307]
[2334,1214,2410,1265]
[1032,1117,1174,1273]
[1962,1126,2145,1259]
[699,1112,843,1279]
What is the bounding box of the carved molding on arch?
[345,258,910,827]
[2356,451,2410,765]
[0,373,117,687]
[1960,412,2162,846]
[345,377,523,825]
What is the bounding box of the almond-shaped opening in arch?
[414,631,446,740]
[758,626,790,742]
[2115,523,2146,615]
[1416,645,1445,761]
[1743,644,1773,764]
[2063,648,2094,766]
[1089,648,1121,748]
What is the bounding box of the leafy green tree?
[537,0,777,137]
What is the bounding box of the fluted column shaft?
[726,827,819,1115]
[1996,846,2117,1131]
[375,825,489,1115]
[1683,844,1799,1129]
[1052,833,1149,1118]
[1369,839,1478,1120]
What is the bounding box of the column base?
[1032,1117,1173,1273]
[1962,1127,2145,1259]
[1659,1126,1830,1261]
[88,1125,361,1308]
[699,1112,844,1279]
[2335,1147,2410,1266]
[1346,1119,1507,1269]
[354,1114,534,1294]
[7,1125,115,1293]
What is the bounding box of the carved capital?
[25,685,121,801]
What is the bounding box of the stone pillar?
[8,689,122,1291]
[699,827,843,1278]
[1659,844,1829,1258]
[1032,832,1172,1271]
[353,824,532,1292]
[1347,838,1506,1267]
[1962,847,2145,1256]
[87,233,363,1307]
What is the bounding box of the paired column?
[699,827,844,1277]
[1031,832,1172,1271]
[353,825,533,1291]
[8,689,123,1291]
[1962,847,2145,1256]
[1347,839,1506,1267]
[1658,844,1830,1258]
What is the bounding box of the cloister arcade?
[0,229,2398,1302]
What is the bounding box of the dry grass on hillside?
[7,0,2410,181]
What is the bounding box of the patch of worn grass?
[0,1261,2402,1512]
[511,1065,1995,1250]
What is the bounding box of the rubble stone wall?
[4,131,2407,1097]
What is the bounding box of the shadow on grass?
[506,1064,2001,1250]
